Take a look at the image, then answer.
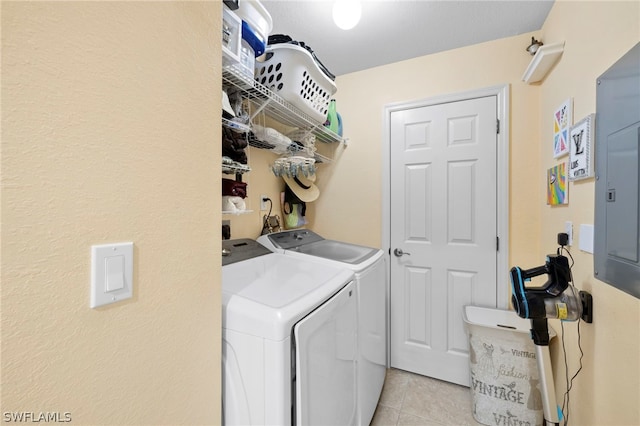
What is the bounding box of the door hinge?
[496,119,500,134]
[496,236,500,251]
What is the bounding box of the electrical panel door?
[594,42,640,299]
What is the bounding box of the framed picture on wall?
[553,98,573,158]
[569,113,595,181]
[547,163,568,205]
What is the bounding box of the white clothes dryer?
[257,230,387,426]
[221,239,357,426]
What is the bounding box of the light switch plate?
[90,242,133,308]
[579,224,594,253]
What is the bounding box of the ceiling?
[260,0,555,76]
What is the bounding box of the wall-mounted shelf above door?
[522,41,565,84]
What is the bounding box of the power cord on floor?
[261,197,273,235]
[561,319,584,426]
[557,245,584,426]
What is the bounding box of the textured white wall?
[2,2,222,424]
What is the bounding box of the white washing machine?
[222,238,358,426]
[257,230,387,426]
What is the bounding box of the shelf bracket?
[522,41,565,84]
[250,98,272,121]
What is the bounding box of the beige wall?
[3,1,639,425]
[2,2,222,425]
[537,2,639,425]
[235,32,543,265]
[319,34,543,264]
[311,1,638,425]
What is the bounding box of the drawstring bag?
[282,185,307,229]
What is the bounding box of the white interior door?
[389,96,498,386]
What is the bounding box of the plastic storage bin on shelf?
[242,21,265,57]
[222,8,242,66]
[223,2,270,80]
[234,0,272,47]
[463,306,556,426]
[255,43,337,125]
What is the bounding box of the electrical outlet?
[565,221,573,246]
[222,220,231,240]
[260,195,269,211]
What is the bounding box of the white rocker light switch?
[91,242,133,308]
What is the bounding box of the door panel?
[406,165,432,241]
[405,266,431,345]
[448,160,476,243]
[294,281,357,426]
[390,96,498,386]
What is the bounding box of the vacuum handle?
[510,265,549,319]
[520,264,548,280]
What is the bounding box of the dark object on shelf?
[223,0,239,10]
[222,127,248,164]
[222,178,247,199]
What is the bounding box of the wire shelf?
[222,162,251,175]
[223,64,343,145]
[222,117,251,133]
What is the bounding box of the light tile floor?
[371,368,484,426]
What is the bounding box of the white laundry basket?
[255,44,337,124]
[463,306,556,426]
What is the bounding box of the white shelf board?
[522,41,565,84]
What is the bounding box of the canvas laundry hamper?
[463,306,556,426]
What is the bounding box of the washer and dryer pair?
[257,230,387,426]
[222,238,357,425]
[222,230,387,426]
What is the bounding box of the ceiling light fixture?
[332,0,361,30]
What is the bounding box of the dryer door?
[293,281,357,426]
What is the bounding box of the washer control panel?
[222,238,271,266]
[266,230,324,249]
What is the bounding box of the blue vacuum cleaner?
[509,234,592,426]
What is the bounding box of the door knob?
[394,248,411,257]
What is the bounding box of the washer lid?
[222,252,354,341]
[294,240,378,265]
[261,230,379,265]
